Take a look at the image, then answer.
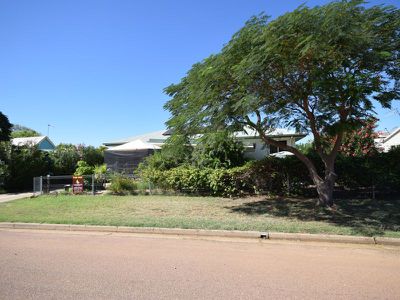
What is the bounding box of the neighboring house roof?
[11,136,56,150]
[374,127,400,152]
[107,139,161,151]
[383,127,400,143]
[234,127,306,139]
[104,130,167,147]
[103,127,306,147]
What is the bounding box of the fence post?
[40,176,43,194]
[46,174,50,194]
[92,174,95,195]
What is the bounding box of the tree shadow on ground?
[228,197,400,236]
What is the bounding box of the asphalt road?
[0,229,399,300]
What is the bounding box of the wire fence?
[33,175,107,196]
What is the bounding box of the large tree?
[164,0,400,206]
[0,112,12,142]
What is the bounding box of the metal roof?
[103,127,306,147]
[107,139,161,151]
[103,130,167,146]
[383,127,400,143]
[11,136,55,148]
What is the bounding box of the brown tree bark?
[246,114,341,207]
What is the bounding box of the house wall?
[383,131,400,152]
[240,137,297,160]
[38,139,55,151]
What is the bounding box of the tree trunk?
[256,128,338,207]
[315,178,335,207]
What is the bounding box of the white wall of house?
[383,129,400,152]
[241,137,297,160]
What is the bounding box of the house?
[103,127,306,172]
[375,127,400,152]
[11,136,56,151]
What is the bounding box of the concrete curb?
[374,237,400,247]
[0,222,398,246]
[268,232,375,245]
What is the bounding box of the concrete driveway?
[0,229,399,299]
[0,192,33,204]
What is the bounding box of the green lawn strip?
[0,194,398,238]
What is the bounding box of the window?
[269,140,287,154]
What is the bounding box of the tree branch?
[244,114,322,184]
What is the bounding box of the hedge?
[140,147,400,197]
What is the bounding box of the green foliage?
[163,0,400,205]
[0,142,11,187]
[296,141,314,155]
[140,159,294,197]
[336,147,400,190]
[81,145,104,166]
[94,164,107,176]
[0,138,105,191]
[192,131,244,168]
[140,131,244,172]
[109,174,137,195]
[139,135,193,171]
[74,160,94,176]
[5,146,51,191]
[165,2,400,136]
[140,148,400,197]
[49,144,104,175]
[49,144,80,175]
[0,112,12,142]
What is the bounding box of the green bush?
[109,175,137,195]
[139,147,400,197]
[74,160,94,176]
[192,131,245,169]
[5,145,52,191]
[335,146,400,190]
[94,164,107,176]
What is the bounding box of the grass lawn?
[0,194,399,237]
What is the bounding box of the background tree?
[5,146,51,191]
[81,145,105,166]
[11,124,41,138]
[0,112,12,142]
[191,131,244,168]
[49,144,80,175]
[164,0,400,206]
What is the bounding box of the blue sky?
[1,0,399,146]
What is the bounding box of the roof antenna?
[47,124,54,137]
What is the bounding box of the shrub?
[74,160,94,176]
[49,144,80,175]
[192,131,245,168]
[140,135,193,171]
[81,145,104,166]
[5,145,52,191]
[109,175,137,195]
[139,148,400,197]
